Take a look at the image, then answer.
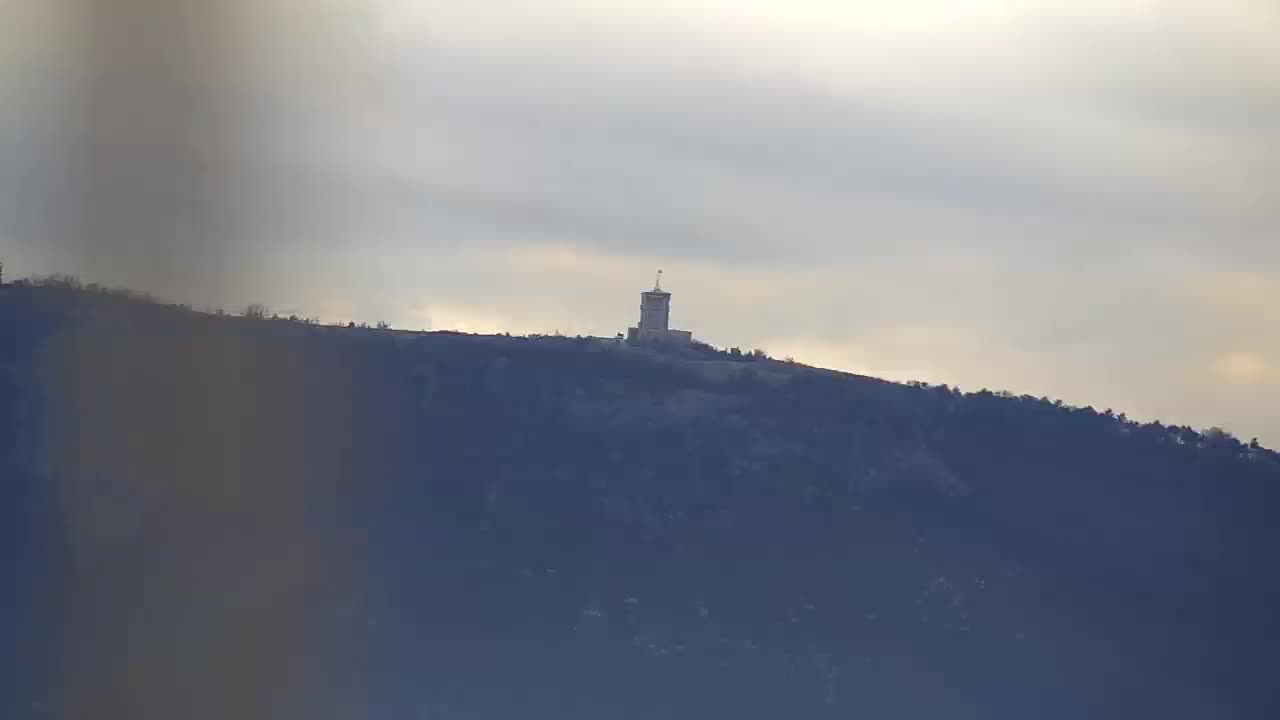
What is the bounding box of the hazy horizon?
[2,0,1277,445]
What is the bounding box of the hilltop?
[2,282,1278,719]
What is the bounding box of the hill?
[3,283,1279,719]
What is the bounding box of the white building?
[626,271,692,345]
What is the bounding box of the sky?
[1,0,1278,445]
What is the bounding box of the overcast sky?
[2,0,1278,444]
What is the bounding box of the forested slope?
[3,284,1278,719]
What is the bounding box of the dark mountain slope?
[3,284,1278,719]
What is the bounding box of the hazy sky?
[2,0,1278,444]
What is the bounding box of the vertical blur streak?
[70,0,233,294]
[71,0,183,290]
[26,2,374,717]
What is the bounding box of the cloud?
[1215,352,1276,386]
[2,0,1278,443]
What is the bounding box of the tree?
[243,303,268,320]
[40,273,82,290]
[1203,426,1240,452]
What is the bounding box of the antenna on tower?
[654,269,663,291]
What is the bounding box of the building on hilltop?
[626,271,693,345]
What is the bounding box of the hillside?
[3,283,1279,719]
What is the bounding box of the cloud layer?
[2,0,1278,443]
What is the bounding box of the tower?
[638,270,671,331]
[627,270,693,345]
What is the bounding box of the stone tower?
[638,271,671,332]
[627,271,692,345]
